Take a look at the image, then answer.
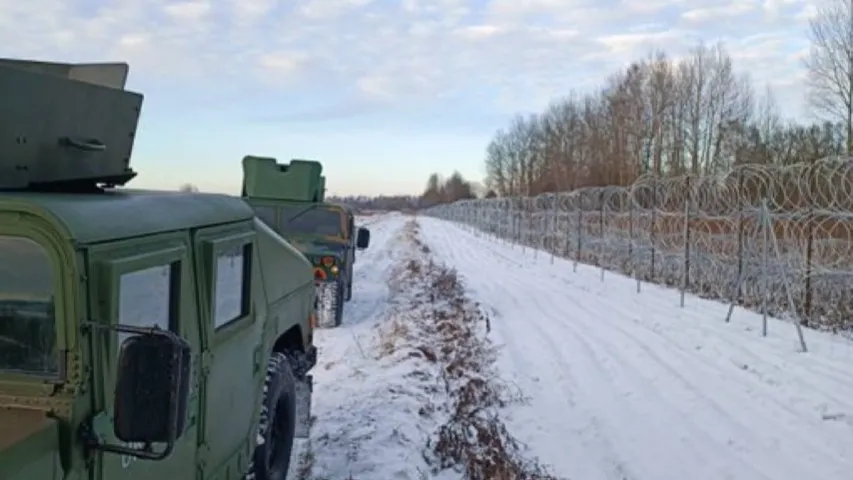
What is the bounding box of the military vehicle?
[241,156,370,328]
[0,58,317,479]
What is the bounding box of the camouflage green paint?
[0,189,316,480]
[242,156,326,203]
[239,155,362,283]
[243,198,359,282]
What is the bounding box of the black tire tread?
[245,352,297,480]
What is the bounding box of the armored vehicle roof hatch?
[241,155,326,202]
[0,58,142,191]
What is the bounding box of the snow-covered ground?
[419,216,853,480]
[287,212,403,477]
[292,212,853,480]
[290,212,449,479]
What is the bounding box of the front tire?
[248,353,296,480]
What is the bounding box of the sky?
[1,0,820,196]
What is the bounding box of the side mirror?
[114,332,191,446]
[356,227,370,249]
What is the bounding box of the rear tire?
[316,282,343,328]
[247,353,296,480]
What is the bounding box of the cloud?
[230,0,276,24]
[163,0,212,22]
[0,0,821,119]
[681,3,757,22]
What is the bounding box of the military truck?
[0,58,316,479]
[241,156,370,328]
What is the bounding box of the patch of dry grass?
[420,266,558,480]
[395,219,559,479]
[297,218,560,480]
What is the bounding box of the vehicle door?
[0,223,68,480]
[347,214,356,265]
[192,222,261,477]
[337,212,354,285]
[86,232,200,479]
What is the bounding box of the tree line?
[328,194,423,211]
[420,172,484,206]
[331,173,484,210]
[467,0,853,197]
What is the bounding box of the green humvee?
[0,59,317,480]
[241,156,370,328]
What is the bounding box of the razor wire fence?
[425,159,853,350]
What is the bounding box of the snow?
[289,212,443,478]
[418,216,853,480]
[293,212,853,480]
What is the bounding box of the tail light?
[314,268,327,281]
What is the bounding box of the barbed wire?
[425,158,853,346]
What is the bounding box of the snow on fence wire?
[425,160,853,351]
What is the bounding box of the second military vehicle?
[0,58,316,479]
[241,156,370,328]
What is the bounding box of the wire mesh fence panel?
[425,160,853,347]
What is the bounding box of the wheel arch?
[272,325,304,354]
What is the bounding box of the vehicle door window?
[0,236,57,376]
[213,243,252,329]
[116,263,179,348]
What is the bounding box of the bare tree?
[422,173,444,205]
[420,171,476,205]
[485,131,511,195]
[804,0,853,152]
[476,39,844,197]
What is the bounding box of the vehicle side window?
[213,243,252,329]
[117,263,179,347]
[0,236,58,376]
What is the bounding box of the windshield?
[279,205,345,237]
[0,236,58,376]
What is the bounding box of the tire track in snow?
[343,213,409,327]
[577,279,853,404]
[525,256,849,479]
[539,288,773,479]
[288,213,407,479]
[561,276,853,430]
[423,229,637,480]
[418,216,853,480]
[482,258,770,480]
[602,302,853,429]
[547,290,822,480]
